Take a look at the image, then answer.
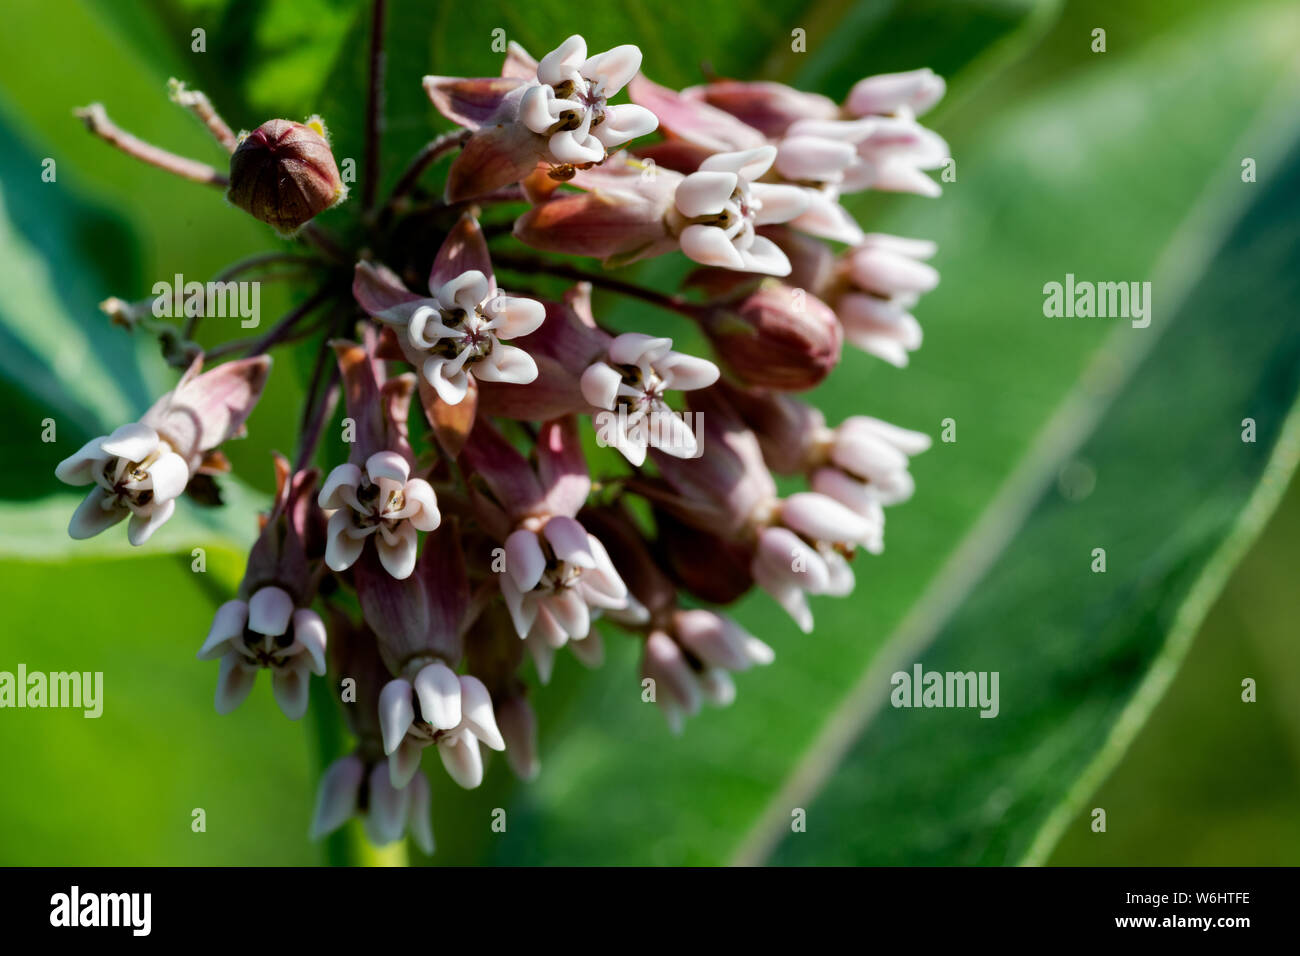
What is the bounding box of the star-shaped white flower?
[407,270,545,405]
[519,35,658,165]
[673,146,810,275]
[378,662,506,789]
[318,451,441,579]
[499,518,629,647]
[55,422,190,546]
[197,586,327,720]
[581,333,719,465]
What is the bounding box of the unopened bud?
[227,117,346,234]
[702,281,842,391]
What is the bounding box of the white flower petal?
[504,529,546,592]
[126,497,176,546]
[67,487,126,539]
[214,654,258,714]
[99,422,160,462]
[438,729,484,789]
[459,675,506,751]
[680,224,746,271]
[378,678,416,755]
[414,662,462,731]
[248,585,294,637]
[197,600,249,660]
[675,170,737,218]
[318,463,363,510]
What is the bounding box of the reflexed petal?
[832,429,909,482]
[750,183,813,225]
[701,145,777,181]
[583,534,629,605]
[388,737,424,789]
[325,511,366,571]
[459,675,506,751]
[197,600,249,660]
[126,497,176,546]
[519,84,560,134]
[651,411,698,459]
[537,35,586,87]
[504,528,546,591]
[473,343,538,385]
[318,463,363,510]
[776,135,857,181]
[583,44,642,93]
[67,487,127,539]
[674,170,736,217]
[740,235,793,277]
[791,192,864,244]
[500,575,539,639]
[644,631,701,715]
[310,755,364,840]
[752,562,814,634]
[364,763,410,845]
[291,609,328,675]
[568,629,605,668]
[406,772,435,854]
[542,515,595,568]
[593,103,658,147]
[402,478,441,532]
[659,352,719,392]
[424,356,471,406]
[548,128,604,165]
[755,525,830,593]
[376,520,419,579]
[413,661,462,730]
[378,678,416,755]
[548,588,591,641]
[493,296,546,339]
[54,435,109,486]
[438,730,484,789]
[214,654,258,714]
[679,224,746,270]
[271,662,311,720]
[782,491,874,545]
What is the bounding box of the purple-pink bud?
[702,282,842,391]
[227,118,346,234]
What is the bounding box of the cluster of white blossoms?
[61,27,947,857]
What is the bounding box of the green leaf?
[425,2,1300,865]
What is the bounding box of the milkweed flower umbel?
[63,25,949,858]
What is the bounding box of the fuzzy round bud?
[227,117,346,234]
[702,282,842,391]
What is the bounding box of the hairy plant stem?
[167,79,238,152]
[75,103,228,186]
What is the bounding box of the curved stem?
[76,103,227,186]
[384,129,470,213]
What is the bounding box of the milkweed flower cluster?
[61,28,946,857]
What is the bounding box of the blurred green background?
[0,0,1297,865]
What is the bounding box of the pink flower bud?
[226,118,346,234]
[702,281,842,391]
